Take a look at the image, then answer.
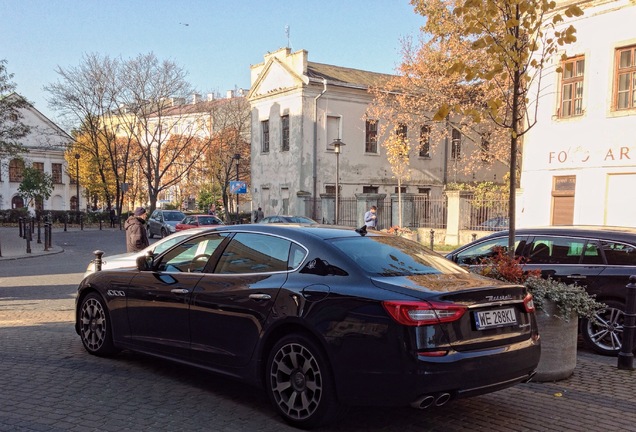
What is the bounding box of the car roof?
[478,225,636,242]
[200,223,380,240]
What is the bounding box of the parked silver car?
[147,209,185,238]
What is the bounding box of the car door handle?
[249,293,272,300]
[171,289,190,294]
[567,275,587,279]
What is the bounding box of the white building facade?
[519,0,636,228]
[248,48,508,224]
[0,95,75,212]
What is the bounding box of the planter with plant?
[475,247,605,382]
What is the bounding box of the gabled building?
[248,48,508,224]
[0,94,75,211]
[519,0,636,228]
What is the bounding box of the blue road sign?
[230,181,247,194]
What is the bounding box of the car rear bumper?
[337,338,540,407]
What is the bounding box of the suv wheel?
[147,226,154,239]
[581,300,625,356]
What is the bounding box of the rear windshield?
[165,212,185,221]
[330,236,466,276]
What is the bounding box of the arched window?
[70,196,78,211]
[11,195,24,209]
[9,159,24,182]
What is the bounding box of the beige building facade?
[519,0,636,228]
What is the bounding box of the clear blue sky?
[0,0,424,124]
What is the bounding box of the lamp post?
[74,153,80,213]
[331,139,345,225]
[233,153,241,224]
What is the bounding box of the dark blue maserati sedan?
[76,224,540,429]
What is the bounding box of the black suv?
[446,225,636,356]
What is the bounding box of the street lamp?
[331,139,346,225]
[74,153,80,213]
[233,153,241,224]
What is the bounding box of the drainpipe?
[312,78,327,220]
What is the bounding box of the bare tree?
[45,53,134,218]
[203,96,251,223]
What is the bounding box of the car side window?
[455,237,528,265]
[214,233,292,274]
[600,241,636,265]
[581,240,603,264]
[157,233,226,273]
[528,237,585,265]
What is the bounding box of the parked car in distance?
[147,209,186,238]
[175,214,224,231]
[446,225,636,356]
[76,224,540,429]
[83,228,209,278]
[258,215,317,224]
[477,216,509,231]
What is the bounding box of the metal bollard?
[80,214,84,231]
[99,217,103,230]
[37,218,42,244]
[19,217,23,238]
[93,250,104,272]
[429,229,435,250]
[618,275,636,370]
[472,233,477,242]
[44,222,50,251]
[64,213,68,232]
[26,220,32,254]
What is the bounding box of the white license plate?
[474,307,517,330]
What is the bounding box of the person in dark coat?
[125,207,150,252]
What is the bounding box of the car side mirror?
[136,252,154,271]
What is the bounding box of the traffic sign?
[230,181,247,194]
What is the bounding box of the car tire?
[265,334,343,429]
[147,226,154,239]
[160,228,168,238]
[78,293,119,357]
[581,299,625,356]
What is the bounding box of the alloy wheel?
[584,304,624,355]
[269,342,323,421]
[80,297,107,352]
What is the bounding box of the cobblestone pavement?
[0,228,635,431]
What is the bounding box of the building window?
[33,162,44,172]
[419,125,430,157]
[261,120,270,153]
[327,116,341,150]
[365,120,378,153]
[615,45,636,110]
[417,187,431,196]
[451,128,462,160]
[560,56,584,117]
[480,133,491,163]
[325,185,336,194]
[52,163,63,184]
[394,186,407,194]
[281,115,290,152]
[396,124,407,141]
[362,186,378,194]
[70,196,78,211]
[9,159,24,182]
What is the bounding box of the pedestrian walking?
[109,208,116,228]
[364,205,378,230]
[254,207,264,223]
[124,207,149,252]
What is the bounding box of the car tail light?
[382,300,466,326]
[523,293,535,313]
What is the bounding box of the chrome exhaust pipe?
[435,393,451,406]
[410,395,435,409]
